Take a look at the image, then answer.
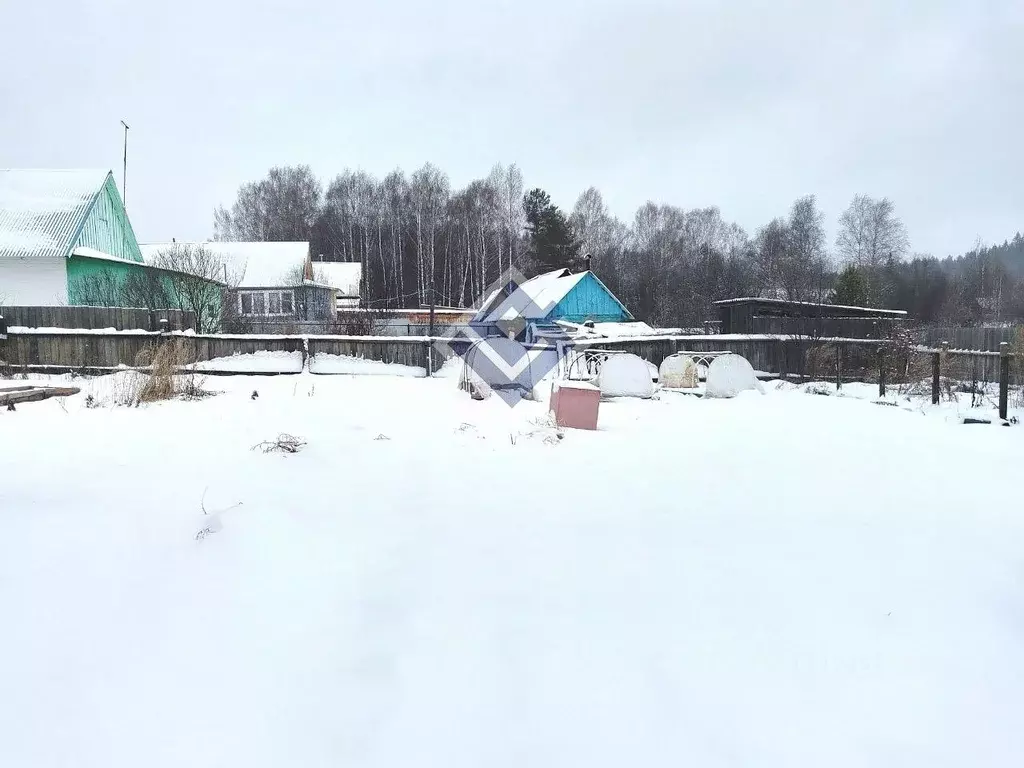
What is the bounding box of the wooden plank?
[0,386,80,406]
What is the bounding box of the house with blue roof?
[0,169,222,320]
[470,267,634,344]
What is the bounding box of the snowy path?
[1,374,1023,766]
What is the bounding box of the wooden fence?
[1,330,1020,419]
[0,305,196,331]
[915,325,1021,352]
[0,331,435,374]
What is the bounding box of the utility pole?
[120,120,130,206]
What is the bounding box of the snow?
[140,241,310,288]
[477,268,588,323]
[0,230,54,250]
[2,373,1024,767]
[8,326,160,335]
[313,261,362,296]
[308,353,425,377]
[194,351,304,373]
[705,354,765,398]
[558,320,680,339]
[0,169,107,259]
[598,353,655,398]
[191,351,425,376]
[554,379,599,391]
[69,246,143,266]
[713,296,908,316]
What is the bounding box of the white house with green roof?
[0,169,221,317]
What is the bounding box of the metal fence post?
[999,341,1009,421]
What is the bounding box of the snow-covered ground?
[1,372,1023,767]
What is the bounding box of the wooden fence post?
[422,341,432,376]
[931,348,941,405]
[835,344,843,391]
[999,341,1009,421]
[878,345,886,397]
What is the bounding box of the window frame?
[238,289,294,317]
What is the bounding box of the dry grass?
[252,433,307,454]
[134,338,191,403]
[104,338,212,406]
[803,343,838,382]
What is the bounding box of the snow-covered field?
[1,372,1023,767]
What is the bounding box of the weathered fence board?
[916,325,1021,352]
[0,305,196,331]
[753,315,896,339]
[0,331,439,373]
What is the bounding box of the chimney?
[584,253,592,272]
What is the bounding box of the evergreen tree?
[523,188,581,274]
[833,265,869,306]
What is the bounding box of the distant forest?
[213,164,1024,327]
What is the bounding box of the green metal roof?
[0,169,113,259]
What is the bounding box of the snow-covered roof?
[477,269,588,323]
[140,241,310,288]
[72,246,227,285]
[71,246,141,266]
[313,261,361,296]
[556,320,677,339]
[713,297,907,316]
[0,169,110,259]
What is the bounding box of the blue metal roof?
[0,169,111,259]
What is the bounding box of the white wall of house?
[0,256,68,305]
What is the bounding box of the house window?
[239,291,264,315]
[238,290,294,316]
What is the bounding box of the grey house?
[141,241,336,332]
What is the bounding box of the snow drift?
[598,353,655,398]
[705,354,764,398]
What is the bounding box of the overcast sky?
[2,0,1021,257]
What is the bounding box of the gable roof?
[139,241,310,288]
[474,268,632,324]
[476,268,586,323]
[313,261,362,296]
[0,169,111,259]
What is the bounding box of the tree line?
[213,164,1023,327]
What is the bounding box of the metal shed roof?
[712,297,907,316]
[0,169,110,259]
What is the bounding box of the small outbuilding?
[314,261,363,309]
[471,268,633,343]
[713,297,906,338]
